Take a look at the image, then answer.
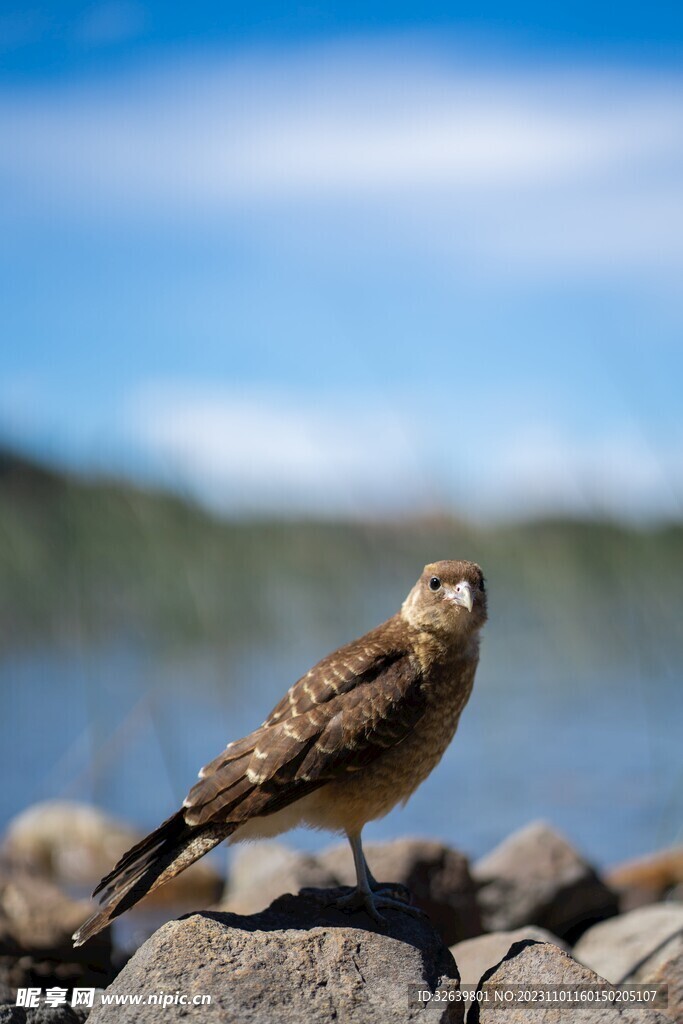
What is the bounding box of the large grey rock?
[450,926,568,986]
[0,867,112,992]
[473,822,618,941]
[469,939,670,1023]
[89,890,463,1023]
[573,905,683,990]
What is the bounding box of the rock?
[573,904,683,985]
[0,981,15,1004]
[0,1008,25,1023]
[450,927,568,986]
[0,867,112,992]
[607,847,683,913]
[473,821,618,941]
[3,804,138,886]
[318,838,482,947]
[89,890,463,1023]
[3,803,222,908]
[469,939,670,1023]
[219,843,338,916]
[644,945,683,1024]
[24,1007,81,1024]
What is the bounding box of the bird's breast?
[300,651,479,837]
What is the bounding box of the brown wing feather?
[183,618,424,828]
[293,657,426,782]
[263,617,405,724]
[195,615,406,782]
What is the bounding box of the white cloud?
[126,384,432,516]
[125,383,683,520]
[1,40,683,282]
[471,425,683,520]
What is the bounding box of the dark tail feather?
[72,810,234,947]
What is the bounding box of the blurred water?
[1,644,681,867]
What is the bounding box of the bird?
[73,559,487,945]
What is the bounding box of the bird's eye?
[429,576,441,591]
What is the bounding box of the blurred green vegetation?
[1,446,682,679]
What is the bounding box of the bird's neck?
[399,608,481,671]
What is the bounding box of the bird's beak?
[448,581,474,613]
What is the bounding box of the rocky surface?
[89,890,463,1023]
[0,867,112,993]
[473,821,618,941]
[222,837,481,946]
[469,939,671,1023]
[1,814,681,1023]
[450,926,569,986]
[574,904,683,1020]
[0,1006,92,1023]
[644,944,683,1024]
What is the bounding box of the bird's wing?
[183,623,426,827]
[263,620,405,725]
[197,617,405,779]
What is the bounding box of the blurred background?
[1,0,682,885]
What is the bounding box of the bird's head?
[401,559,487,636]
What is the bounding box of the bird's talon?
[325,886,423,923]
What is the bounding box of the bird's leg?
[327,832,426,924]
[362,850,380,889]
[362,850,411,901]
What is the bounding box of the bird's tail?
[72,810,234,947]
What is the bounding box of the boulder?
[0,1009,25,1023]
[0,867,112,992]
[318,838,482,946]
[644,944,682,1024]
[468,939,670,1023]
[606,847,683,913]
[473,821,618,941]
[573,903,683,1019]
[2,803,222,908]
[450,926,568,986]
[22,1007,83,1023]
[89,890,463,1023]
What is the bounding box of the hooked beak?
[448,580,474,613]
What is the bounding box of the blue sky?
[1,3,682,520]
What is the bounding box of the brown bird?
[73,559,486,945]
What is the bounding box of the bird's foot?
[326,886,426,925]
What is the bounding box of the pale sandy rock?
[450,926,568,986]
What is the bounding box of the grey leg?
[327,832,427,924]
